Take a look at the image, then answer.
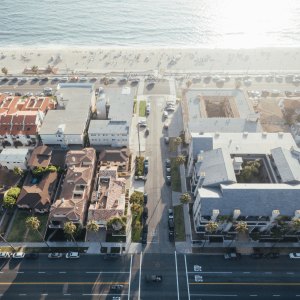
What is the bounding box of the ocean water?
[1,0,300,49]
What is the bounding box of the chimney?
[294,210,300,219]
[197,155,203,164]
[61,198,64,203]
[72,157,75,162]
[270,210,280,222]
[199,172,206,188]
[211,209,219,222]
[233,209,241,219]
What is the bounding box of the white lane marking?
[83,294,128,296]
[174,251,180,300]
[265,272,272,274]
[19,294,26,296]
[128,254,132,300]
[38,272,45,274]
[184,255,190,300]
[250,296,257,297]
[0,272,3,273]
[273,295,280,297]
[59,272,66,274]
[243,272,250,274]
[17,272,24,274]
[287,272,294,274]
[190,295,237,297]
[138,251,142,300]
[41,294,48,296]
[188,272,232,274]
[64,294,71,296]
[86,272,130,273]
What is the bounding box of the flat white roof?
[0,148,29,162]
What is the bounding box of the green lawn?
[131,210,143,243]
[139,101,146,117]
[171,157,182,192]
[174,205,186,241]
[134,100,137,114]
[106,233,126,243]
[111,247,125,253]
[7,211,32,242]
[26,214,49,242]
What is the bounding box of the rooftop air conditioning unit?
[262,132,267,136]
[243,132,248,136]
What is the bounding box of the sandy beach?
[0,47,300,75]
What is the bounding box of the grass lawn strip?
[7,211,31,242]
[131,210,143,243]
[139,101,146,117]
[134,100,137,114]
[171,157,182,192]
[26,214,48,242]
[173,205,186,241]
[106,234,126,243]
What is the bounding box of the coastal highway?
[0,254,300,299]
[0,76,299,97]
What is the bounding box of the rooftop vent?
[61,198,64,203]
[243,132,248,136]
[215,132,220,136]
[72,157,75,162]
[262,132,267,137]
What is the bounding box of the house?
[88,166,126,227]
[0,148,31,170]
[181,89,261,143]
[88,87,134,148]
[0,94,55,148]
[188,130,300,241]
[98,149,130,171]
[27,146,53,169]
[48,148,96,228]
[16,171,58,213]
[39,83,95,148]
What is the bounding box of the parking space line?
[287,272,294,274]
[190,295,237,297]
[174,251,179,300]
[83,294,128,296]
[59,272,66,274]
[188,272,232,274]
[38,272,45,274]
[139,251,142,300]
[128,254,132,300]
[86,272,130,273]
[184,255,190,300]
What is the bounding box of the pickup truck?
[145,275,163,283]
[135,176,147,181]
[224,253,241,260]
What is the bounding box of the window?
[57,135,61,137]
[17,127,19,131]
[103,134,108,136]
[112,139,115,141]
[5,127,7,130]
[91,134,96,136]
[27,128,30,131]
[122,139,127,141]
[122,134,127,136]
[103,139,108,141]
[111,134,115,136]
[98,139,101,141]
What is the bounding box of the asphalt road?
[0,254,300,299]
[143,96,174,253]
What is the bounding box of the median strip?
[190,283,300,285]
[0,282,129,285]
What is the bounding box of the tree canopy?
[3,187,21,208]
[13,166,23,176]
[237,159,260,183]
[130,191,144,205]
[284,106,296,126]
[32,166,58,178]
[176,155,185,166]
[180,193,191,205]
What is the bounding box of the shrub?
[3,187,21,208]
[130,191,144,205]
[135,156,144,176]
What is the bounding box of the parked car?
[144,157,149,166]
[169,231,174,242]
[143,224,148,234]
[285,90,293,96]
[48,253,63,259]
[12,77,18,81]
[262,89,270,95]
[163,111,168,118]
[244,79,252,84]
[80,77,87,81]
[144,165,148,174]
[147,81,155,86]
[145,275,162,283]
[61,77,68,81]
[53,77,60,81]
[168,209,174,220]
[166,106,175,111]
[65,251,80,259]
[32,77,39,81]
[251,253,265,259]
[145,128,150,136]
[165,137,169,144]
[12,252,25,259]
[71,77,79,81]
[4,92,12,96]
[41,77,49,81]
[25,253,39,259]
[292,79,300,83]
[146,103,150,114]
[286,74,294,79]
[1,77,8,81]
[110,285,123,291]
[91,77,98,81]
[135,175,147,181]
[166,159,171,168]
[166,168,171,176]
[142,233,147,245]
[36,92,45,96]
[168,219,174,231]
[44,87,52,91]
[289,253,300,259]
[139,120,147,127]
[45,92,53,96]
[143,207,148,219]
[271,90,280,95]
[0,252,10,259]
[216,79,225,83]
[266,253,280,259]
[20,77,28,81]
[104,254,119,261]
[193,75,201,80]
[24,92,33,97]
[166,176,171,185]
[15,92,22,96]
[143,193,148,205]
[295,90,300,95]
[132,79,139,84]
[276,75,284,79]
[120,78,128,82]
[110,77,117,81]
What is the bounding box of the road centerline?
[184,255,190,300]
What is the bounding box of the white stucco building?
[0,148,31,170]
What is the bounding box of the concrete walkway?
[4,208,18,239]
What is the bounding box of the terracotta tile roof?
[28,146,53,168]
[283,98,300,111]
[0,114,12,124]
[0,125,11,135]
[11,124,37,135]
[98,149,130,164]
[16,172,58,209]
[65,148,96,166]
[88,208,124,223]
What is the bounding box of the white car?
[163,111,168,118]
[217,79,225,83]
[80,77,87,81]
[44,87,52,91]
[213,76,220,80]
[110,77,117,81]
[4,92,12,96]
[61,77,68,81]
[12,252,25,259]
[48,253,63,259]
[289,253,300,259]
[276,75,284,79]
[36,92,45,96]
[20,77,28,81]
[66,251,80,259]
[167,106,175,111]
[138,120,147,127]
[293,79,300,83]
[0,252,10,258]
[24,92,33,97]
[193,75,201,80]
[147,81,155,86]
[244,79,252,84]
[272,90,280,95]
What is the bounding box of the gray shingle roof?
[200,183,300,216]
[271,147,300,183]
[89,120,129,135]
[195,148,236,186]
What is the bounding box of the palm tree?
[186,80,192,88]
[1,67,8,75]
[63,221,79,250]
[0,233,17,252]
[174,136,182,155]
[176,155,185,166]
[131,203,143,217]
[235,222,248,234]
[235,80,242,89]
[103,77,109,85]
[179,193,191,222]
[26,217,50,247]
[31,65,38,73]
[203,220,218,248]
[87,220,102,248]
[13,166,23,176]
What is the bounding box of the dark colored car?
[166,168,171,176]
[145,128,150,136]
[142,233,147,245]
[25,253,39,259]
[169,231,174,242]
[143,207,148,219]
[251,253,266,259]
[168,219,174,231]
[166,159,171,168]
[103,254,119,261]
[32,77,39,81]
[15,92,22,96]
[166,176,171,185]
[143,193,148,205]
[285,90,293,96]
[143,224,148,234]
[266,253,280,259]
[1,77,8,81]
[45,92,53,96]
[12,77,18,81]
[144,165,148,174]
[110,285,123,291]
[42,77,49,81]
